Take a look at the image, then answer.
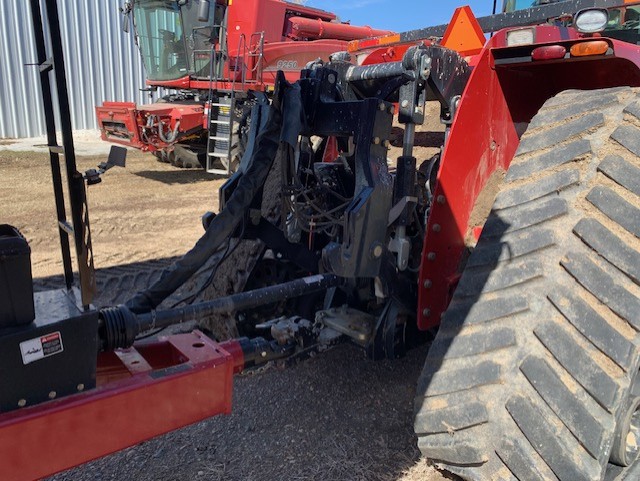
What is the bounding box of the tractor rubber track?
[177,146,285,339]
[34,148,284,341]
[415,87,640,481]
[33,258,176,309]
[172,145,205,169]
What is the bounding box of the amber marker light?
[531,45,567,61]
[347,33,402,53]
[570,40,609,57]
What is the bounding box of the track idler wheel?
[611,379,640,467]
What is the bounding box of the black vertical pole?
[29,0,96,308]
[28,0,74,291]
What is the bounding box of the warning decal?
[20,331,64,365]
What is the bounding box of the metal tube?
[287,17,393,41]
[28,0,74,291]
[402,123,415,158]
[43,0,95,307]
[345,62,407,83]
[137,274,343,332]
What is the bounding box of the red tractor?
[3,0,640,480]
[95,0,392,174]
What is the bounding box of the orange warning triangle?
[441,6,486,56]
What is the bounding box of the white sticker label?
[20,331,64,365]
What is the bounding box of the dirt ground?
[1,150,216,278]
[0,111,452,481]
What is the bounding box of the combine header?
[95,0,392,174]
[3,0,640,480]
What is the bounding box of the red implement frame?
[96,101,205,152]
[0,331,243,481]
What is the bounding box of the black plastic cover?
[0,288,98,412]
[0,225,35,327]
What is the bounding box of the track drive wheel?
[172,144,205,169]
[153,149,172,164]
[414,87,640,481]
[227,106,251,172]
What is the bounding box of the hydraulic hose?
[158,119,180,143]
[126,98,284,314]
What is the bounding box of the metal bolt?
[48,391,57,400]
[422,308,431,317]
[77,383,85,392]
[427,252,436,261]
[328,73,336,84]
[372,244,383,258]
[261,351,267,358]
[437,195,446,204]
[373,137,381,145]
[433,224,441,232]
[401,100,409,108]
[17,399,26,408]
[423,279,432,289]
[379,102,386,111]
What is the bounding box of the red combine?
[95,0,392,174]
[4,0,640,480]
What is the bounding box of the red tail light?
[531,45,567,61]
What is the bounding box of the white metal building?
[0,0,149,139]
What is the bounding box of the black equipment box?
[0,224,35,328]
[0,288,97,412]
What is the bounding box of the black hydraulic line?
[100,273,342,350]
[42,0,96,307]
[27,0,73,291]
[125,94,285,314]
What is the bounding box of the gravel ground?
[49,344,450,481]
[1,109,453,481]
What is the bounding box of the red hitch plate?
[0,331,241,481]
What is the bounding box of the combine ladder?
[205,96,236,175]
[205,31,264,175]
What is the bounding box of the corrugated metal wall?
[0,0,149,139]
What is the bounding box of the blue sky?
[306,1,500,32]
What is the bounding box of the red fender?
[418,27,640,329]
